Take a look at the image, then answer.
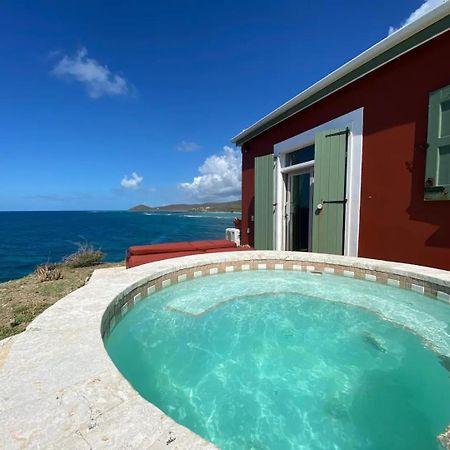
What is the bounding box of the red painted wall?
[240,30,450,270]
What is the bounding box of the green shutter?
[425,84,450,201]
[312,128,348,255]
[254,154,275,250]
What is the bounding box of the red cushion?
[191,240,236,251]
[128,241,196,256]
[128,239,236,256]
[126,251,200,268]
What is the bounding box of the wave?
[183,214,232,219]
[142,212,238,220]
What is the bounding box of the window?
[425,84,450,201]
[287,145,315,166]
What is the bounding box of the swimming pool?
[105,266,450,450]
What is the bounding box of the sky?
[0,0,446,211]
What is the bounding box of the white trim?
[273,107,363,257]
[231,3,449,145]
[274,155,285,250]
[281,159,315,174]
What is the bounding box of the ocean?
[0,211,240,283]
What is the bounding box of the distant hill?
[128,200,241,213]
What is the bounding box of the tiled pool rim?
[0,251,449,449]
[101,254,450,341]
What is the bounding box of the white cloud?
[179,146,241,201]
[388,0,447,34]
[51,47,129,98]
[176,141,201,152]
[121,172,143,190]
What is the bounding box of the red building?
[232,4,450,270]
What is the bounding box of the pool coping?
[0,251,449,449]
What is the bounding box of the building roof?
[231,3,450,146]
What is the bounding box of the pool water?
[106,270,450,450]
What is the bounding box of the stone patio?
[0,251,449,449]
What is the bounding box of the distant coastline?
[128,200,241,213]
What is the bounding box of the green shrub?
[63,243,105,268]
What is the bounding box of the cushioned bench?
[126,239,251,268]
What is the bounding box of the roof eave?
[231,3,450,146]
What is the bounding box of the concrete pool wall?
[0,251,449,449]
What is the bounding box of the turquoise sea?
[0,211,239,283]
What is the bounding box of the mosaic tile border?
[101,259,450,341]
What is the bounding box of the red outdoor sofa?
[126,239,251,268]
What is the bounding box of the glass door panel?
[289,171,312,251]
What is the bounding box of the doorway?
[287,169,313,251]
[273,108,363,256]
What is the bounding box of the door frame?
[273,107,363,256]
[285,167,314,252]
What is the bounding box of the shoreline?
[0,256,126,285]
[0,210,238,283]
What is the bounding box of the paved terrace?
[0,251,449,449]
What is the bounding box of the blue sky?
[0,0,441,210]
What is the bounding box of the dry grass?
[34,263,63,282]
[63,242,105,268]
[0,262,123,340]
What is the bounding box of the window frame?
[424,83,450,201]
